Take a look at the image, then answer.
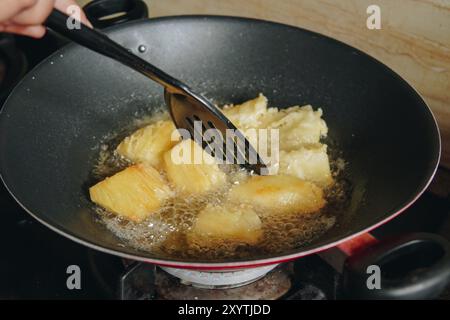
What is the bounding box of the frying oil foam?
[91,111,349,261]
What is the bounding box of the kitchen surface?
[0,0,449,301]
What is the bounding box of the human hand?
[0,0,91,38]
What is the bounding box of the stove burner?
[156,266,292,300]
[159,264,279,289]
[117,259,292,299]
[86,250,337,300]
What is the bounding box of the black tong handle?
[45,9,184,92]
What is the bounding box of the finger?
[11,0,55,25]
[2,24,46,38]
[54,0,93,28]
[0,0,38,22]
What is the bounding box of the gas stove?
[1,176,449,300]
[1,1,450,300]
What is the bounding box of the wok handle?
[44,9,185,92]
[83,0,148,29]
[341,233,450,299]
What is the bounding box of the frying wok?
[0,16,442,275]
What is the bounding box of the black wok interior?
[0,16,440,264]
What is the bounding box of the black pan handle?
[83,0,148,29]
[342,233,450,299]
[45,9,185,92]
[44,0,148,52]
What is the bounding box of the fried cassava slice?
[228,175,325,215]
[116,120,180,168]
[163,139,226,195]
[89,163,173,222]
[189,204,262,245]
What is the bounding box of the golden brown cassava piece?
[222,93,268,129]
[260,105,328,151]
[116,120,180,168]
[228,175,325,215]
[278,144,333,187]
[89,163,173,222]
[190,204,262,245]
[163,139,226,195]
[222,95,328,156]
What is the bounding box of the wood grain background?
[78,0,450,168]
